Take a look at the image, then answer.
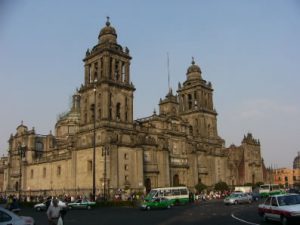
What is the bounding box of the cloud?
[239,99,299,120]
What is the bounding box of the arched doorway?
[15,181,19,191]
[252,174,255,184]
[173,174,179,186]
[145,178,151,193]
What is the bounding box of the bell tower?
[79,17,135,129]
[177,58,218,138]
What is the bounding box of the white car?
[258,193,300,225]
[224,192,252,205]
[34,199,67,211]
[0,207,35,225]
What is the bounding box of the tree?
[214,181,229,192]
[195,182,207,193]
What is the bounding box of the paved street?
[16,200,273,225]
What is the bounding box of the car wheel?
[36,207,41,212]
[167,205,171,209]
[281,216,288,225]
[87,205,91,210]
[248,200,252,204]
[234,200,238,205]
[146,206,151,211]
[68,206,72,210]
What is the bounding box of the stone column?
[84,65,89,85]
[125,63,130,84]
[118,61,122,82]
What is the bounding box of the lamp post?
[91,79,97,200]
[102,144,109,200]
[18,144,26,199]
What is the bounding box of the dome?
[187,58,201,74]
[98,17,117,44]
[293,152,300,169]
[186,57,202,81]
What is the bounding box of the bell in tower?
[177,58,218,138]
[79,18,135,128]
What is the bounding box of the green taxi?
[140,197,172,210]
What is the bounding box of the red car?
[258,193,300,225]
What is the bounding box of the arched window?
[115,60,119,81]
[43,168,46,178]
[173,174,180,186]
[121,62,126,82]
[84,112,87,123]
[188,94,192,110]
[109,93,112,119]
[116,103,121,121]
[189,126,193,135]
[94,62,98,81]
[194,91,198,109]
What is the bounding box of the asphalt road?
[18,200,273,225]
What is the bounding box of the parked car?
[258,193,300,225]
[68,199,96,210]
[288,188,300,194]
[224,192,252,205]
[140,197,172,210]
[0,206,35,225]
[34,199,67,212]
[250,192,260,201]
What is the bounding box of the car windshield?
[277,195,300,206]
[147,190,157,199]
[230,194,240,198]
[260,185,270,190]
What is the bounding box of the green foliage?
[214,181,229,192]
[195,182,207,193]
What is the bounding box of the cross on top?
[106,16,110,26]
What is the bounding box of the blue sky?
[0,0,299,168]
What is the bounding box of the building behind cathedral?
[1,19,267,197]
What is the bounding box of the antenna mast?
[167,52,170,91]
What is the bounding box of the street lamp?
[102,144,109,200]
[18,144,26,199]
[91,79,97,200]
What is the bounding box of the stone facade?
[274,168,300,188]
[2,19,266,197]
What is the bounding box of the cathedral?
[2,19,266,197]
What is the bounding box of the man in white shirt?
[46,198,62,225]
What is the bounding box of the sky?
[0,0,299,168]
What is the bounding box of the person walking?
[46,198,62,225]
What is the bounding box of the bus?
[145,187,189,205]
[259,184,285,197]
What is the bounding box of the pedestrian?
[46,198,62,225]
